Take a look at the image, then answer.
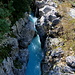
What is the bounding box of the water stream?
[25,15,43,75]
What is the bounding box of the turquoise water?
[25,35,43,75]
[29,14,37,31]
[29,15,37,24]
[25,15,43,75]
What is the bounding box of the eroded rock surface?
[0,13,35,75]
[35,0,75,75]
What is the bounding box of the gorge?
[0,0,75,75]
[25,14,43,75]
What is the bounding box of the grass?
[56,1,75,56]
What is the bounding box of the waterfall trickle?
[25,14,43,75]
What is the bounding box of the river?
[25,14,43,75]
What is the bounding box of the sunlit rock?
[69,8,75,19]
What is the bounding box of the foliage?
[0,1,14,40]
[0,0,33,39]
[0,45,12,63]
[13,58,23,69]
[12,0,33,22]
[0,0,33,63]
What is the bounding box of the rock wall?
[36,0,75,75]
[0,0,75,75]
[0,13,35,75]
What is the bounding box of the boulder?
[66,56,75,68]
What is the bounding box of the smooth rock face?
[66,56,75,68]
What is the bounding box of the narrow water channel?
[25,15,43,75]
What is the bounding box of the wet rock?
[66,56,75,68]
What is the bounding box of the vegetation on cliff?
[0,0,33,63]
[0,0,33,40]
[56,1,75,57]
